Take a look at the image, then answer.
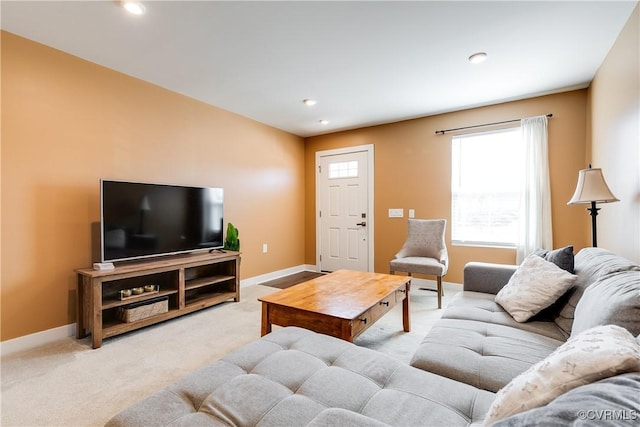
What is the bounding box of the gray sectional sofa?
[106,248,640,426]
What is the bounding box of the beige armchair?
[390,219,448,309]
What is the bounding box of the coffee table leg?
[341,321,355,343]
[261,302,272,336]
[403,281,411,332]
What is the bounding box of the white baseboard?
[1,323,77,357]
[240,264,318,287]
[0,264,318,357]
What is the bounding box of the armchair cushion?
[390,256,446,276]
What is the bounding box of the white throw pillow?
[495,254,576,322]
[483,324,640,426]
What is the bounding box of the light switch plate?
[388,208,404,218]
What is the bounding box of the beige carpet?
[1,279,459,427]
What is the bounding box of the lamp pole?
[587,201,600,247]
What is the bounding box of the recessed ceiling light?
[468,52,487,64]
[319,119,329,125]
[122,1,146,15]
[303,99,317,106]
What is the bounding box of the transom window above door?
[328,161,359,179]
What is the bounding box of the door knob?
[356,222,366,226]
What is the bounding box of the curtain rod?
[435,113,552,135]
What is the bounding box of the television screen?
[101,180,224,262]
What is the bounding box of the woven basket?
[117,297,168,323]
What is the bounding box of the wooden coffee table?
[259,269,411,342]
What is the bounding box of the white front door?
[316,146,373,272]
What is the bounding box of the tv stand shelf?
[76,251,240,348]
[186,275,236,290]
[102,289,178,310]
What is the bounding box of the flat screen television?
[100,180,224,262]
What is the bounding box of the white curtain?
[516,115,553,263]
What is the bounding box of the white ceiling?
[1,1,637,137]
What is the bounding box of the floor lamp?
[568,165,619,247]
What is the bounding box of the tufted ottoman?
[105,327,494,426]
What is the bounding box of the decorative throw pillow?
[534,245,574,273]
[483,324,640,426]
[495,255,577,322]
[491,372,640,426]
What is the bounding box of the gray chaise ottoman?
[106,326,494,426]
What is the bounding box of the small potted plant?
[224,223,240,251]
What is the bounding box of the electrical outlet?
[409,209,415,218]
[262,243,268,253]
[388,208,404,218]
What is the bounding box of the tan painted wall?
[588,4,640,262]
[305,91,590,283]
[1,32,306,341]
[4,6,636,342]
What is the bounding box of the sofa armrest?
[463,262,518,295]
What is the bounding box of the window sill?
[451,241,516,250]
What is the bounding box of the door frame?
[315,144,375,272]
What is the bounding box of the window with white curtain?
[451,127,524,246]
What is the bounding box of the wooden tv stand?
[76,251,240,348]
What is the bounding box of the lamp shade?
[139,195,151,211]
[568,167,619,205]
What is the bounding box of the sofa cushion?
[106,327,495,427]
[443,291,567,341]
[492,372,640,427]
[534,245,574,273]
[572,270,640,337]
[410,318,563,393]
[495,255,576,322]
[483,324,640,425]
[554,248,640,337]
